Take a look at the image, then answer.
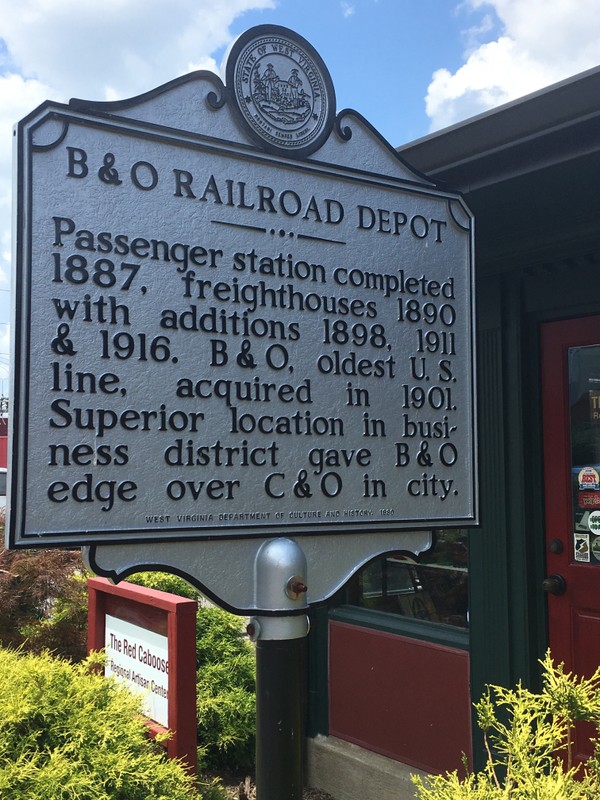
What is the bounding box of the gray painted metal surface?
[83,530,434,612]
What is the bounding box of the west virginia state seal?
[226,25,336,158]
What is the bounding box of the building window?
[347,530,468,629]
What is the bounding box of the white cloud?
[427,0,600,130]
[341,2,356,18]
[0,0,275,100]
[0,73,53,171]
[0,73,51,308]
[460,12,497,56]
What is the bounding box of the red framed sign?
[87,577,197,773]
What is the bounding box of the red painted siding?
[329,620,471,774]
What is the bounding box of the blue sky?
[0,0,599,395]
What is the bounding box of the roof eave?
[398,64,600,190]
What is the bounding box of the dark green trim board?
[306,604,329,737]
[468,277,547,768]
[468,314,511,770]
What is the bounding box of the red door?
[542,315,600,762]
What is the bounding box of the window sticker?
[588,510,600,534]
[573,511,600,564]
[574,533,590,562]
[572,466,600,532]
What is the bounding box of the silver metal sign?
[9,25,477,554]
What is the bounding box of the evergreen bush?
[412,652,600,800]
[0,646,202,799]
[126,569,199,600]
[195,605,256,771]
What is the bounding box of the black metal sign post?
[256,637,306,799]
[249,539,309,800]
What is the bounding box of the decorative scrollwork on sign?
[448,199,472,231]
[31,116,69,151]
[206,89,226,110]
[334,112,354,142]
[204,72,227,110]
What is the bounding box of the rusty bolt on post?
[286,576,308,601]
[246,619,261,641]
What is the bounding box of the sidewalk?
[306,735,426,800]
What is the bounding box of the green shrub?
[195,606,256,771]
[0,646,201,799]
[126,570,200,600]
[412,652,600,800]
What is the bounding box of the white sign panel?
[105,614,169,727]
[9,25,476,549]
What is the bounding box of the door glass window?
[569,345,600,562]
[347,530,468,628]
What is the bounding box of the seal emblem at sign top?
[226,25,336,158]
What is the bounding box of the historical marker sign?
[8,25,476,550]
